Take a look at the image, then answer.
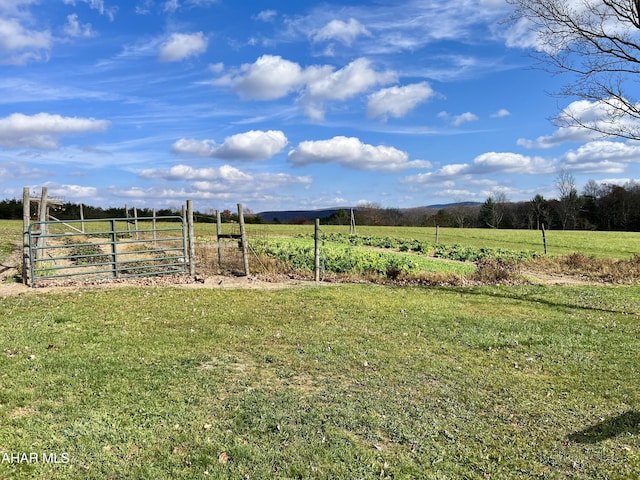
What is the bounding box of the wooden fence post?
[216,209,223,270]
[22,187,30,285]
[435,225,440,244]
[36,187,48,261]
[187,200,195,277]
[541,223,548,255]
[238,203,249,276]
[350,208,356,235]
[315,218,320,282]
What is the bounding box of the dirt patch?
[519,269,600,286]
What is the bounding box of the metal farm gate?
[25,216,188,287]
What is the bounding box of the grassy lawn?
[0,220,22,263]
[1,284,639,479]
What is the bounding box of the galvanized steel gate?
[26,216,188,286]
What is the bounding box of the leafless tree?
[530,194,548,229]
[582,178,603,198]
[555,170,582,229]
[507,0,640,140]
[448,203,475,228]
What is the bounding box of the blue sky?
[1,0,639,213]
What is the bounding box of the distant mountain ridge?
[256,208,349,223]
[257,202,481,222]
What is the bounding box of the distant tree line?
[337,177,640,231]
[0,201,265,224]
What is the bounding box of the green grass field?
[3,219,640,263]
[238,224,640,260]
[0,285,639,479]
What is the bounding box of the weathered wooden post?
[350,208,356,235]
[187,200,195,277]
[36,187,48,261]
[436,225,440,244]
[238,203,249,276]
[315,218,320,282]
[79,203,85,233]
[22,187,31,285]
[541,223,548,255]
[216,209,223,270]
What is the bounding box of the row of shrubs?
[250,239,421,277]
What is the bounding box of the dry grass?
[472,258,522,284]
[526,253,640,284]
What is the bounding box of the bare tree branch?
[507,0,640,140]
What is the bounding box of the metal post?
[187,200,195,277]
[315,218,320,282]
[238,203,249,276]
[152,208,157,245]
[133,207,139,240]
[110,219,118,278]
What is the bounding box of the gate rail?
[27,216,188,286]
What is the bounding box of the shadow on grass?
[441,286,636,316]
[568,410,640,443]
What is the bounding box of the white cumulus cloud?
[438,110,479,126]
[452,112,479,126]
[138,163,312,195]
[45,183,98,199]
[306,58,396,101]
[171,130,288,160]
[0,112,110,148]
[224,55,396,119]
[367,82,435,119]
[472,152,552,174]
[560,140,640,173]
[230,55,313,100]
[159,32,207,62]
[402,151,553,185]
[287,136,431,171]
[518,98,640,149]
